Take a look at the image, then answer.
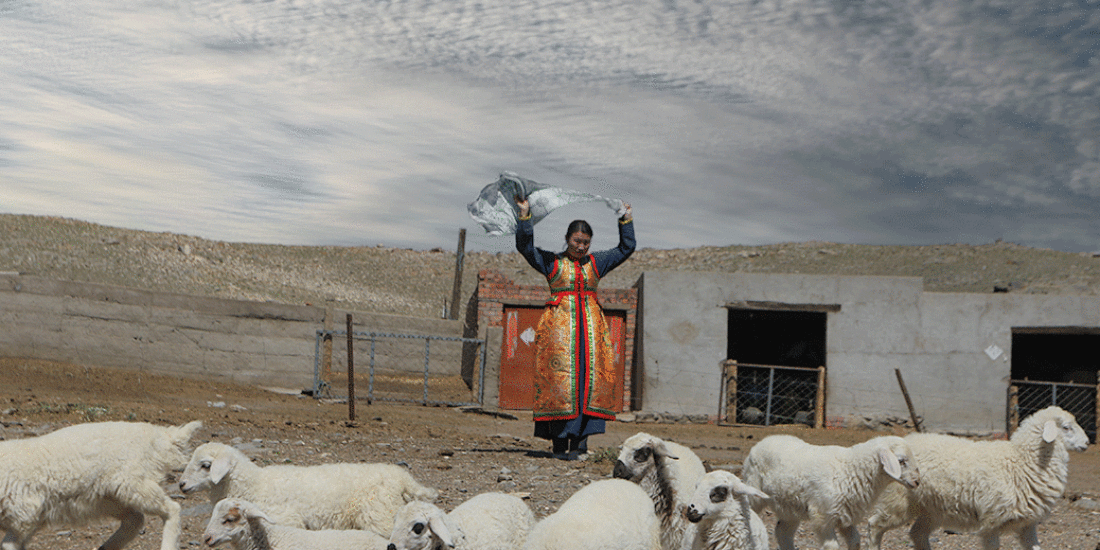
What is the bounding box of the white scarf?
[467,172,625,236]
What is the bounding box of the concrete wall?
[635,270,1100,434]
[0,274,462,390]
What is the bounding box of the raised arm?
[515,198,557,276]
[592,205,635,276]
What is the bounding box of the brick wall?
[475,269,638,411]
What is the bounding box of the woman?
[514,197,635,460]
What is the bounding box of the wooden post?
[894,369,922,432]
[448,229,466,320]
[1094,371,1099,443]
[321,303,334,384]
[346,313,355,422]
[1007,384,1019,435]
[815,366,826,429]
[722,360,738,424]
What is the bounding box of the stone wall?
[0,274,462,391]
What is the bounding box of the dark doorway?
[1010,329,1099,443]
[727,309,827,368]
[1011,331,1099,385]
[726,308,829,426]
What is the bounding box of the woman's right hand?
[515,196,530,218]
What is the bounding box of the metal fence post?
[765,367,776,426]
[422,337,431,406]
[1008,384,1019,435]
[815,366,825,429]
[346,314,355,422]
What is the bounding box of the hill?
[2,213,1099,319]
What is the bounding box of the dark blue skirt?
[534,415,605,441]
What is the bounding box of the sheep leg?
[99,509,144,550]
[837,524,860,550]
[775,519,800,550]
[1014,524,1040,550]
[907,516,934,550]
[109,480,183,550]
[2,532,30,550]
[979,532,1002,550]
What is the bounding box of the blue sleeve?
[515,218,558,277]
[592,219,636,276]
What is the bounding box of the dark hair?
[565,220,593,241]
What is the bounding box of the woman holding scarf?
[514,196,635,460]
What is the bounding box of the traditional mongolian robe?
[516,217,636,441]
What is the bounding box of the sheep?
[523,478,662,550]
[178,441,438,535]
[202,497,389,550]
[387,492,535,550]
[612,432,707,550]
[0,419,202,550]
[741,434,920,550]
[866,406,1090,550]
[684,470,770,550]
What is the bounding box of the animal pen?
[313,326,487,408]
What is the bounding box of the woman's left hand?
[620,203,632,222]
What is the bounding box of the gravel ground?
[1,358,1098,550]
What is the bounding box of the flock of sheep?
[0,406,1089,550]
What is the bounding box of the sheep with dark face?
[684,470,769,550]
[613,432,707,550]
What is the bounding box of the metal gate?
[1009,379,1098,443]
[719,360,826,428]
[313,329,487,407]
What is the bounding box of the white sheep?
[866,406,1090,550]
[387,492,535,550]
[523,478,662,550]
[0,419,202,550]
[612,432,708,550]
[178,441,438,535]
[684,470,770,550]
[203,497,389,550]
[741,434,920,550]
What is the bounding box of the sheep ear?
[729,477,769,500]
[1042,420,1059,443]
[239,503,273,523]
[652,441,680,461]
[878,448,902,481]
[210,455,233,485]
[428,515,455,549]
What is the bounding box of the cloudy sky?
[3,0,1099,254]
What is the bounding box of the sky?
[2,0,1100,254]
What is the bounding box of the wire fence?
[313,330,487,407]
[1009,379,1098,443]
[719,360,826,428]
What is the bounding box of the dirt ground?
[1,358,1098,550]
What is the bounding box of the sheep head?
[388,500,456,550]
[180,442,239,493]
[612,432,680,481]
[204,498,271,548]
[875,437,920,489]
[684,470,768,524]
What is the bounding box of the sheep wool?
[523,479,662,550]
[684,470,769,550]
[612,432,707,550]
[867,406,1090,550]
[388,492,535,550]
[0,420,202,550]
[203,497,389,550]
[179,442,438,536]
[742,434,920,550]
